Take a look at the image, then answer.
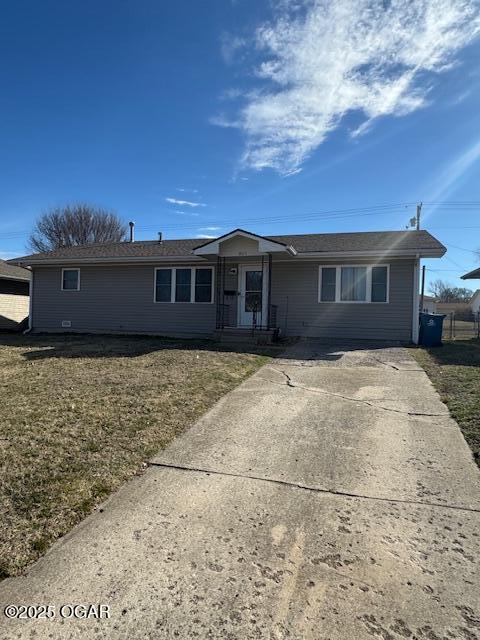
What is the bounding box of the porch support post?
[222,257,226,327]
[215,255,221,329]
[267,253,272,329]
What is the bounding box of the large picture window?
[154,267,213,303]
[319,265,389,303]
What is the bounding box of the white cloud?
[165,197,206,207]
[220,33,246,64]
[177,187,199,193]
[199,226,222,231]
[175,210,200,217]
[196,234,217,239]
[220,88,244,101]
[449,89,472,106]
[216,0,480,174]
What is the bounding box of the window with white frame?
[154,267,213,303]
[61,268,80,291]
[319,265,389,303]
[194,268,213,302]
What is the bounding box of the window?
[175,268,191,302]
[320,267,336,302]
[371,266,388,302]
[62,268,80,291]
[155,269,172,302]
[195,268,213,303]
[319,265,389,303]
[154,267,213,303]
[341,266,367,302]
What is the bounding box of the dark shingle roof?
[0,259,31,281]
[9,229,445,264]
[269,230,444,253]
[461,267,480,280]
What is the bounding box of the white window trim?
[61,268,80,291]
[318,264,390,304]
[153,266,214,304]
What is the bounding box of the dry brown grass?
[0,333,273,578]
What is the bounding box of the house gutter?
[24,268,34,334]
[0,273,31,281]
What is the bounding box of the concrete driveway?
[1,342,480,639]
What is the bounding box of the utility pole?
[416,202,422,230]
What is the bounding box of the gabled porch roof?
[193,228,297,257]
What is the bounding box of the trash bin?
[419,313,446,347]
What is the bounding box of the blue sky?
[1,0,480,291]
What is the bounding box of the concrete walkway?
[1,342,480,639]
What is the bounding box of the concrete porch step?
[213,327,278,344]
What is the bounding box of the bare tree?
[29,204,127,252]
[428,278,473,302]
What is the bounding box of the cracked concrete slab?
[259,365,449,416]
[1,468,479,640]
[274,341,424,371]
[1,341,479,639]
[152,352,480,509]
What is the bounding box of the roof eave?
[295,248,446,259]
[461,269,480,280]
[12,255,208,266]
[0,273,31,282]
[14,246,444,266]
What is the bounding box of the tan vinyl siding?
[32,264,217,337]
[0,293,29,329]
[270,259,414,342]
[0,278,29,330]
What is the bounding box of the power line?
[0,203,417,240]
[445,243,479,255]
[0,200,479,242]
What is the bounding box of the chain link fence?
[442,310,480,340]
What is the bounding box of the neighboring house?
[10,228,446,343]
[470,290,480,314]
[420,295,437,314]
[436,301,472,317]
[0,260,30,330]
[461,269,480,315]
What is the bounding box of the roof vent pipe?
[158,232,162,244]
[128,221,135,243]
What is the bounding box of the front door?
[238,265,266,327]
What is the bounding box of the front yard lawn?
[410,339,480,467]
[0,333,272,578]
